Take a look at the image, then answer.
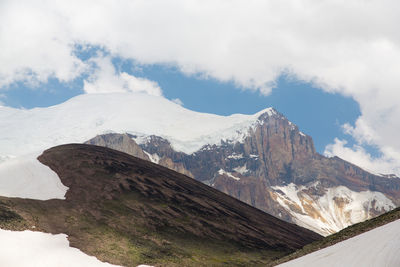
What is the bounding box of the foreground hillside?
[274,206,400,266]
[0,144,321,266]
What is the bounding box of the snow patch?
[131,134,151,145]
[249,154,259,159]
[0,153,68,200]
[200,145,214,151]
[0,229,120,266]
[278,219,400,267]
[288,121,296,131]
[218,169,241,181]
[143,151,160,164]
[227,153,243,160]
[274,183,307,214]
[233,165,248,175]
[379,173,399,179]
[263,107,276,117]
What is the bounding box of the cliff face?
[85,133,150,161]
[86,110,400,236]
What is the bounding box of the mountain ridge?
[1,92,399,236]
[85,108,400,235]
[0,93,280,157]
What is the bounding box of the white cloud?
[1,0,400,174]
[323,116,400,176]
[0,1,87,87]
[325,139,400,177]
[83,55,162,96]
[171,98,184,106]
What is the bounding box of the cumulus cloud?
[83,55,162,96]
[325,139,400,177]
[323,116,400,176]
[0,1,87,87]
[1,0,400,174]
[2,0,400,95]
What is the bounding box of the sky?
[1,0,400,176]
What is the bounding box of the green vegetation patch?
[0,202,26,230]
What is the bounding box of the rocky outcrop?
[86,134,194,178]
[85,133,150,161]
[85,109,400,236]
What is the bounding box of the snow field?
[0,153,68,200]
[0,229,120,267]
[278,219,400,267]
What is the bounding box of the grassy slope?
[273,206,400,266]
[0,144,321,266]
[0,196,286,267]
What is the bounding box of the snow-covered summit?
[0,92,278,157]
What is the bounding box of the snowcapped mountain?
[0,92,273,199]
[0,92,274,157]
[1,92,399,235]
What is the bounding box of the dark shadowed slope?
[0,144,321,266]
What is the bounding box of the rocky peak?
[235,109,316,184]
[132,135,177,157]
